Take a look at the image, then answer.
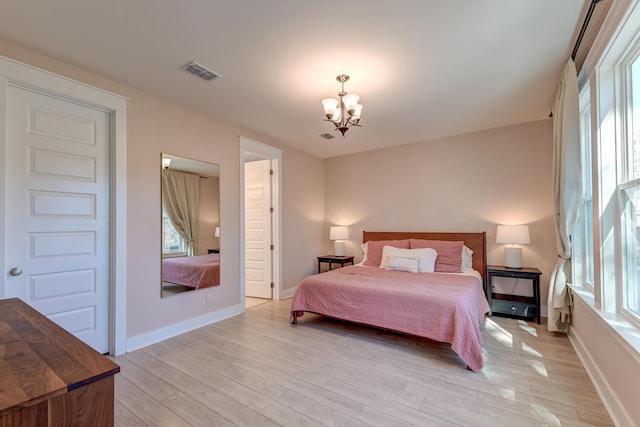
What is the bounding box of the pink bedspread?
[290,265,490,371]
[162,254,220,289]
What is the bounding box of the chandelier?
[321,74,363,137]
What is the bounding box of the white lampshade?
[496,225,530,244]
[496,225,530,268]
[330,226,349,257]
[329,226,349,241]
[214,227,220,238]
[353,104,363,120]
[342,93,360,113]
[322,98,339,116]
[332,107,342,123]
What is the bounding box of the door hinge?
[270,207,274,213]
[270,244,274,250]
[270,282,274,289]
[270,169,274,175]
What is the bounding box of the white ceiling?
[0,0,586,158]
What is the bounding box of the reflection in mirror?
[161,153,220,298]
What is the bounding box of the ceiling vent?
[320,133,335,140]
[181,61,221,81]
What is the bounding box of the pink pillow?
[409,239,464,273]
[362,239,410,267]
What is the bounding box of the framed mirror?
[161,153,220,297]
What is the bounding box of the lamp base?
[334,240,345,257]
[504,247,523,269]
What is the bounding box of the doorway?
[240,137,282,308]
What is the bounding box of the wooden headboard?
[362,231,487,280]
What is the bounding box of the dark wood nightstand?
[486,265,542,324]
[317,255,354,274]
[207,248,219,254]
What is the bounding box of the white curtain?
[548,58,582,332]
[162,169,200,256]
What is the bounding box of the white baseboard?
[569,313,634,427]
[126,304,243,353]
[280,285,297,299]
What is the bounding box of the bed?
[162,253,220,289]
[290,231,490,371]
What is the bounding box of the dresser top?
[0,298,120,413]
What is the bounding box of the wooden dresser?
[0,298,120,426]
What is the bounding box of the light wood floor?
[112,299,613,426]
[245,296,271,309]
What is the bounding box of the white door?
[4,85,110,353]
[245,159,272,299]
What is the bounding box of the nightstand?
[317,255,354,274]
[486,265,542,324]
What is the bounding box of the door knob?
[9,267,23,276]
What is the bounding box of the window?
[578,1,640,326]
[621,184,640,317]
[162,206,185,254]
[573,86,594,289]
[629,55,640,179]
[619,51,640,320]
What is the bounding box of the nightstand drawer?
[491,300,537,318]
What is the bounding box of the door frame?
[239,137,282,303]
[0,56,128,355]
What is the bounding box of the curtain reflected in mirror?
[161,153,220,298]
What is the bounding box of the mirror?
[161,153,220,298]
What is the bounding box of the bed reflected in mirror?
[161,153,220,298]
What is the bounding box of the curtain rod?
[571,0,604,61]
[164,168,209,179]
[550,0,604,118]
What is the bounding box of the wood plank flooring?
[245,297,271,310]
[113,299,613,426]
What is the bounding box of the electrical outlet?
[205,291,213,303]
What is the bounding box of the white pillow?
[380,246,437,273]
[361,242,368,264]
[462,245,474,271]
[386,256,420,273]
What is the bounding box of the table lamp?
[329,226,349,257]
[496,225,530,269]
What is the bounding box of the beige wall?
[281,148,325,292]
[324,119,557,311]
[0,39,325,339]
